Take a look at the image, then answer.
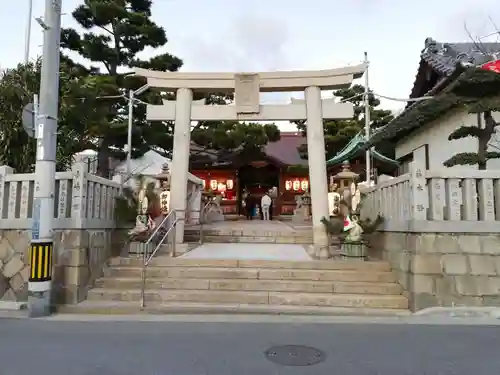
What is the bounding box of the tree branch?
[486,151,500,160]
[97,25,113,35]
[448,125,484,140]
[443,152,481,167]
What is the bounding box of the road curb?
[414,306,500,318]
[0,301,28,311]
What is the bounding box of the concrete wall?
[0,229,127,305]
[370,231,500,311]
[395,109,500,170]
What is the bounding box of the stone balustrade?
[0,162,125,305]
[0,162,121,230]
[0,161,203,306]
[361,169,500,233]
[362,165,500,311]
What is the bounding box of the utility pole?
[28,0,63,318]
[363,52,371,183]
[24,0,34,63]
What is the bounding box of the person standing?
[244,192,253,220]
[261,192,272,221]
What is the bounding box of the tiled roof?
[325,132,398,166]
[189,132,307,166]
[264,132,307,166]
[421,39,500,76]
[365,38,500,147]
[410,38,500,98]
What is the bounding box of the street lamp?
[126,84,149,179]
[93,83,149,182]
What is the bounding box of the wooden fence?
[361,167,500,233]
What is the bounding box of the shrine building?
[188,131,398,217]
[189,132,308,217]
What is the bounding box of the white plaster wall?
[395,109,500,170]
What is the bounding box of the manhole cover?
[264,345,326,366]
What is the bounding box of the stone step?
[185,234,312,244]
[87,288,408,309]
[59,300,412,317]
[95,277,403,295]
[185,228,311,237]
[184,228,313,244]
[108,257,391,272]
[106,266,397,282]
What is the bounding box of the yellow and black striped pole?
[29,242,53,283]
[28,240,54,317]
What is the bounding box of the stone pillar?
[305,86,330,257]
[170,88,193,250]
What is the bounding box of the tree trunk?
[478,111,496,170]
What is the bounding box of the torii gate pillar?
[169,87,193,250]
[304,86,330,253]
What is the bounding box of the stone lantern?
[331,160,359,204]
[301,189,311,218]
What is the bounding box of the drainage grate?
[264,345,326,366]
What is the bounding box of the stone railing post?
[71,162,87,228]
[409,162,428,221]
[0,166,14,222]
[112,174,125,223]
[112,173,124,195]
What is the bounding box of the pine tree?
[61,1,280,174]
[295,84,394,159]
[60,0,183,176]
[444,104,500,169]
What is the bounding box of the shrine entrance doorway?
[238,163,280,217]
[135,64,365,254]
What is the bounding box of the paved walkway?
[182,220,312,260]
[180,243,312,260]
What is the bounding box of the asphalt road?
[1,317,500,375]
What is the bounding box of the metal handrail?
[140,210,179,308]
[144,209,175,246]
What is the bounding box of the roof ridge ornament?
[424,37,439,53]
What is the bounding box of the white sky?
[1,0,500,130]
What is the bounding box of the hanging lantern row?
[202,179,234,192]
[285,179,309,192]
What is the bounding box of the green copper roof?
[326,131,399,166]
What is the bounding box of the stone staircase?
[184,226,313,244]
[62,257,410,315]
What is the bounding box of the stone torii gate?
[134,66,365,255]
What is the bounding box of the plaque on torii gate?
[234,73,260,114]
